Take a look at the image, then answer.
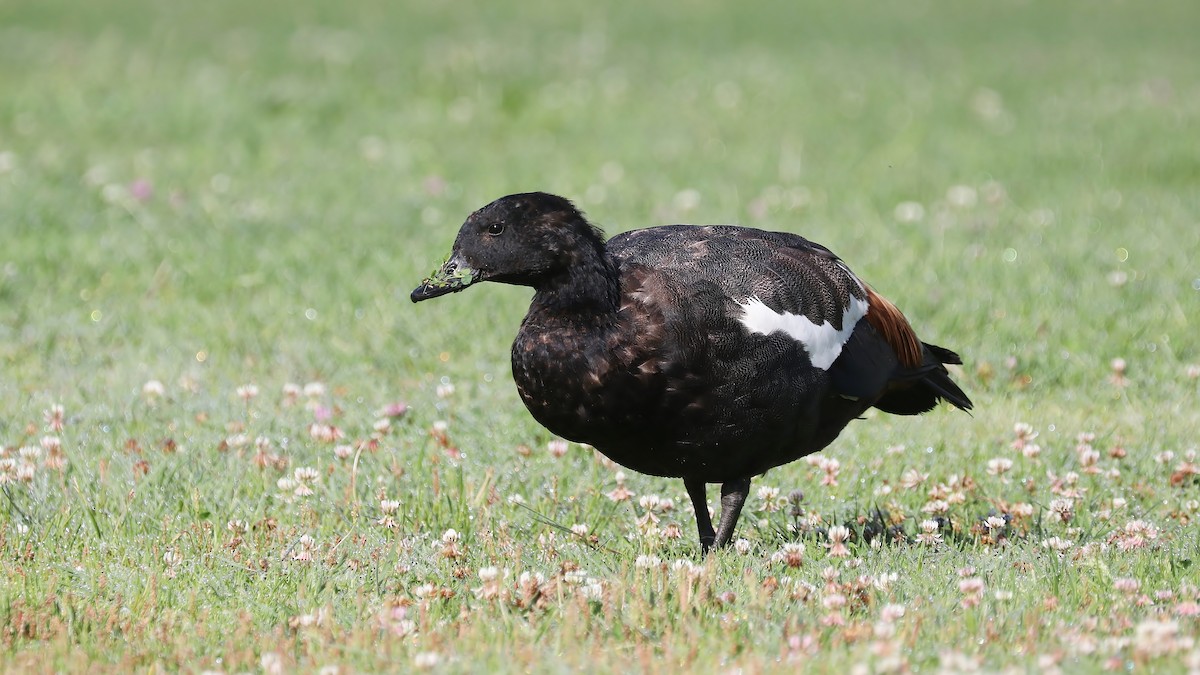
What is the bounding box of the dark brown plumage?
[412,192,971,552]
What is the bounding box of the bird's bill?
[411,251,478,302]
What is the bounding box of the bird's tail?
[873,342,973,415]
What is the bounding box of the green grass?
[2,0,1200,671]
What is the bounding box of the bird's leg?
[712,477,752,549]
[684,477,716,553]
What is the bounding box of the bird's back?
[607,225,868,346]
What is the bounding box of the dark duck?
[412,192,972,552]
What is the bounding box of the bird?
[411,192,972,553]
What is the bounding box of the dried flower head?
[772,542,805,568]
[826,525,851,557]
[43,404,65,432]
[986,457,1013,476]
[1048,498,1075,524]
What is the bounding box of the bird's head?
[411,192,604,302]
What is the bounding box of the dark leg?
[713,477,752,549]
[684,477,716,553]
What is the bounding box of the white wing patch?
[736,295,869,370]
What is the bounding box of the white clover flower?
[634,555,662,569]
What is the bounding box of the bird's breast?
[511,323,621,440]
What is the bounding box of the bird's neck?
[529,247,620,321]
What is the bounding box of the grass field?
[3,0,1200,671]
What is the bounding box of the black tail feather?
[873,342,973,416]
[922,368,973,412]
[924,343,963,366]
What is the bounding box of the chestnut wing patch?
[863,286,923,369]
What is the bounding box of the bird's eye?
[487,222,505,236]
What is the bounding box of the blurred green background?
[2,0,1199,670]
